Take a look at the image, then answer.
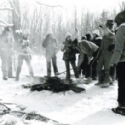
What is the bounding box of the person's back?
[110,10,125,116]
[43,34,57,60]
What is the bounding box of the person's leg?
[46,58,51,77]
[116,62,125,106]
[83,55,88,77]
[96,54,104,84]
[1,51,8,80]
[110,65,116,83]
[52,55,58,76]
[1,53,8,80]
[103,52,112,84]
[112,62,125,115]
[71,61,79,78]
[92,60,98,80]
[8,54,13,78]
[24,56,34,77]
[65,61,70,79]
[16,55,23,81]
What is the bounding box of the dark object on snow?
[30,77,85,93]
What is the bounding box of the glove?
[108,44,115,52]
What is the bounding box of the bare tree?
[119,1,125,11]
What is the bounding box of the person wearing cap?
[96,20,115,87]
[0,27,11,80]
[61,33,79,82]
[15,29,34,81]
[110,10,125,115]
[42,33,58,77]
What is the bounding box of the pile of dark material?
[28,77,85,93]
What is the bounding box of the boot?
[84,77,92,84]
[95,81,103,86]
[100,82,110,88]
[15,77,19,81]
[3,77,8,80]
[112,104,125,116]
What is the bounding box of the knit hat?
[115,10,125,26]
[93,30,100,36]
[86,33,91,41]
[66,32,72,38]
[81,36,87,40]
[23,29,30,35]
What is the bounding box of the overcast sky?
[20,0,124,13]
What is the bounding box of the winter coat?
[42,37,58,60]
[110,23,125,65]
[100,32,115,51]
[0,31,10,51]
[92,36,102,48]
[78,40,99,58]
[62,39,78,61]
[78,40,99,64]
[18,38,31,56]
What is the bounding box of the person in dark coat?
[61,33,79,82]
[77,36,88,78]
[42,33,58,77]
[110,10,125,115]
[86,33,92,41]
[16,29,34,81]
[91,30,102,80]
[96,20,115,87]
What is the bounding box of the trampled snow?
[0,51,125,125]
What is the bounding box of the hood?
[115,10,125,27]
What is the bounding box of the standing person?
[110,10,125,115]
[97,20,115,87]
[15,29,34,81]
[42,33,58,77]
[91,30,102,80]
[0,27,11,80]
[61,33,79,83]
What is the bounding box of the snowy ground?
[0,51,125,125]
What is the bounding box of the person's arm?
[42,39,47,48]
[110,26,125,65]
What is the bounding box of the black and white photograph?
[0,0,125,124]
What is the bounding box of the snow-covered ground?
[0,51,125,125]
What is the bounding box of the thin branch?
[0,7,13,11]
[9,0,19,17]
[0,19,13,27]
[36,0,62,8]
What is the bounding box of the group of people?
[42,10,125,115]
[0,10,125,116]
